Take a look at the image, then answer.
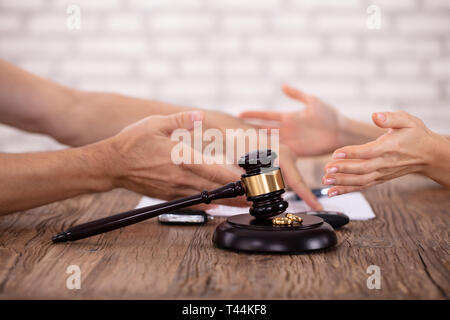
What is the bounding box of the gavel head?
[238,149,288,219]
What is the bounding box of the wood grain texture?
[0,158,448,299]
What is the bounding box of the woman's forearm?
[423,132,450,187]
[0,143,113,215]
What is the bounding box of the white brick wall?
[0,0,449,152]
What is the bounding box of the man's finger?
[157,110,204,134]
[192,203,219,210]
[214,197,250,207]
[280,157,323,210]
[185,161,241,186]
[282,83,310,104]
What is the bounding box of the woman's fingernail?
[190,111,204,122]
[329,190,339,197]
[376,112,386,122]
[326,167,338,173]
[332,152,346,159]
[324,178,336,185]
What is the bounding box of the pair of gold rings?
[272,213,303,226]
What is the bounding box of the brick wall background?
[0,0,449,152]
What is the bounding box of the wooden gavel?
[52,149,288,243]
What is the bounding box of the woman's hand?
[323,111,450,196]
[100,111,247,206]
[239,84,342,156]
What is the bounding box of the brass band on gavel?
[240,168,285,197]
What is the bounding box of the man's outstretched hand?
[239,84,342,157]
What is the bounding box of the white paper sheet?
[135,191,376,221]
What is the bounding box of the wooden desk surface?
[0,159,449,300]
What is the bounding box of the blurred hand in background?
[240,84,342,156]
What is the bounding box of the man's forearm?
[0,59,190,146]
[0,59,77,135]
[63,91,190,146]
[0,143,113,215]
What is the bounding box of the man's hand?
[0,111,249,216]
[239,84,386,157]
[239,84,342,156]
[100,111,247,206]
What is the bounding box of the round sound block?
[213,213,337,253]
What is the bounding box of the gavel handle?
[52,181,245,243]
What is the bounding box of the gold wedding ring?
[272,213,303,226]
[286,213,303,223]
[241,168,285,197]
[272,217,293,225]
